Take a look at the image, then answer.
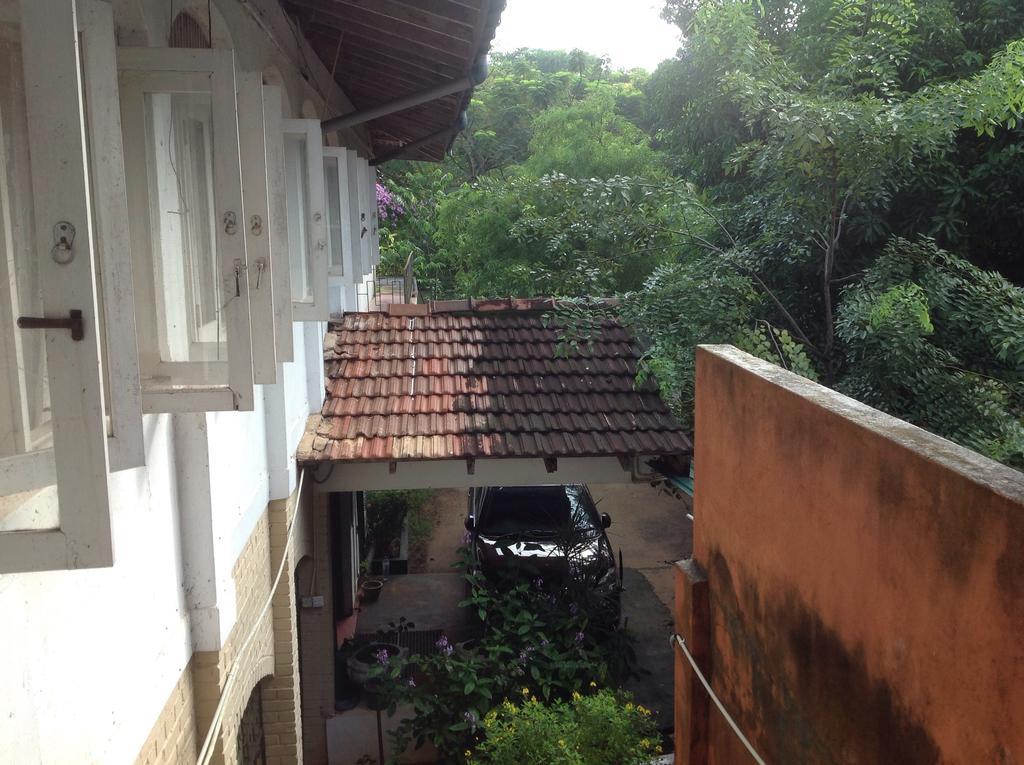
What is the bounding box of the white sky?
[490,0,682,72]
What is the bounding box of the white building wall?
[0,0,364,761]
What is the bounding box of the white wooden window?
[262,85,294,362]
[323,147,353,278]
[79,0,145,471]
[345,149,366,280]
[348,149,372,280]
[367,162,381,267]
[283,119,328,321]
[236,71,276,384]
[355,154,373,279]
[0,0,113,572]
[118,47,255,412]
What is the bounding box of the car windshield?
[477,486,598,536]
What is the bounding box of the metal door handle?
[17,310,84,341]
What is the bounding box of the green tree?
[525,87,663,179]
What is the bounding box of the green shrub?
[365,490,435,555]
[470,689,662,765]
[370,547,636,763]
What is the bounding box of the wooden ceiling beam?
[338,51,444,88]
[331,0,477,37]
[289,0,479,27]
[304,21,467,74]
[287,1,474,60]
[334,58,440,91]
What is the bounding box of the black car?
[465,485,621,621]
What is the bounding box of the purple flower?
[463,710,478,731]
[407,677,416,688]
[569,603,579,616]
[435,634,454,656]
[375,648,391,665]
[541,639,550,647]
[376,182,405,220]
[461,530,472,545]
[575,631,585,643]
[532,577,544,589]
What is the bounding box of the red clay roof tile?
[298,306,693,464]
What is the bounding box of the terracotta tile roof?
[298,300,693,463]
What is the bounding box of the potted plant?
[360,578,384,604]
[346,641,406,687]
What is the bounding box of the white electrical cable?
[672,633,768,765]
[196,468,307,765]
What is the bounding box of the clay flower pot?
[360,579,384,604]
[346,641,405,687]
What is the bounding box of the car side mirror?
[601,513,612,529]
[464,516,475,531]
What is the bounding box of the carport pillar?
[674,558,711,765]
[330,492,360,618]
[298,491,343,765]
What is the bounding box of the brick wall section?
[298,492,335,765]
[193,510,277,765]
[133,659,198,764]
[261,496,305,765]
[134,490,309,765]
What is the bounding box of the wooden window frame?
[323,147,353,278]
[0,0,113,572]
[283,118,328,322]
[236,71,276,384]
[117,46,256,412]
[79,0,145,470]
[262,85,294,362]
[355,154,373,280]
[367,162,381,268]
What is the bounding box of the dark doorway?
[237,680,267,765]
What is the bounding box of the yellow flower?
[464,750,472,758]
[558,739,565,747]
[589,681,597,688]
[571,691,581,701]
[639,705,651,716]
[530,695,538,703]
[521,687,530,696]
[656,745,664,754]
[625,702,634,711]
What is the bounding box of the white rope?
[196,469,306,765]
[672,633,768,765]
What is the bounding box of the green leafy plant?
[365,490,435,558]
[370,545,636,764]
[469,688,662,765]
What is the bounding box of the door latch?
[17,310,84,341]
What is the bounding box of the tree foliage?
[376,11,1024,467]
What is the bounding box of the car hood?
[475,534,609,581]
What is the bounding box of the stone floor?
[355,572,470,641]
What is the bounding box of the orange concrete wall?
[678,345,1024,764]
